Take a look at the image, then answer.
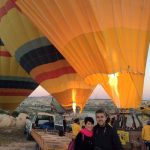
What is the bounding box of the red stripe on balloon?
[0,50,11,57]
[35,66,76,83]
[0,0,20,18]
[0,90,32,96]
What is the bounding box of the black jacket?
[93,124,123,150]
[74,132,94,150]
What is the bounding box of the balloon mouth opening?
[72,89,76,113]
[108,73,120,108]
[72,102,76,113]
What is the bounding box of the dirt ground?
[0,127,36,150]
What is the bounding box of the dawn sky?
[30,46,150,100]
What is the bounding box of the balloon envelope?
[0,0,95,111]
[15,0,150,108]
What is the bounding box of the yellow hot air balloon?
[15,0,150,108]
[28,43,94,111]
[0,39,38,110]
[0,0,97,111]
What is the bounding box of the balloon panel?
[0,39,38,110]
[0,1,94,110]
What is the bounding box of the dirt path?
[0,127,36,150]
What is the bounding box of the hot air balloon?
[15,0,150,108]
[0,0,97,111]
[0,39,38,110]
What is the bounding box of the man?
[24,116,30,134]
[25,116,30,129]
[63,116,67,132]
[142,120,150,150]
[94,109,123,150]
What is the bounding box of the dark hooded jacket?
[93,124,123,150]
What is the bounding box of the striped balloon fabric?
[0,39,38,110]
[0,0,94,111]
[14,0,150,109]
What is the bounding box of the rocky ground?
[0,127,36,150]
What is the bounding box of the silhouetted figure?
[35,117,39,127]
[63,116,67,132]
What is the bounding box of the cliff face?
[0,113,28,128]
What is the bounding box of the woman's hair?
[84,117,94,125]
[74,118,80,124]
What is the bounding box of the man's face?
[96,113,107,126]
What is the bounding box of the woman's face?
[85,121,94,131]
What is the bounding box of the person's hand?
[71,134,75,139]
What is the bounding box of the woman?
[68,118,81,150]
[71,118,81,138]
[74,117,94,150]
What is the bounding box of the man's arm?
[112,128,123,150]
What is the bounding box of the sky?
[30,46,150,100]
